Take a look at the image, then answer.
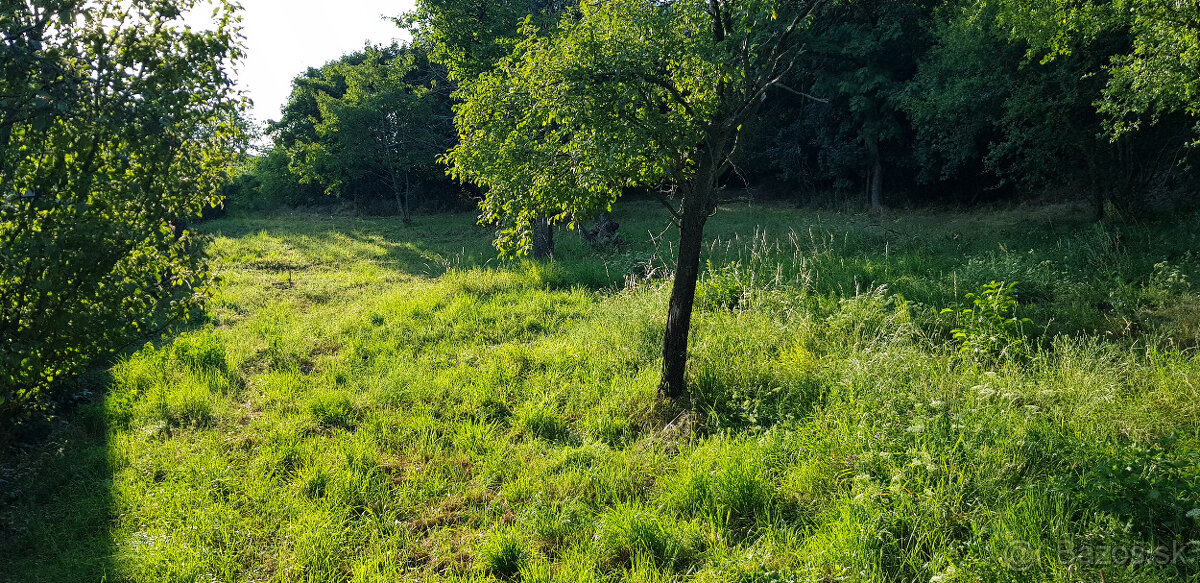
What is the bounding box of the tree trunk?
[658,194,710,402]
[866,136,883,214]
[392,170,412,224]
[578,211,622,247]
[403,171,412,224]
[531,216,554,259]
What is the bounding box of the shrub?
[942,281,1032,361]
[697,260,749,310]
[0,0,243,420]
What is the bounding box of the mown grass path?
[3,202,1198,582]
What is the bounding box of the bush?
[942,281,1033,361]
[0,0,244,420]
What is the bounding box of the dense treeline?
[231,43,457,216]
[234,0,1199,219]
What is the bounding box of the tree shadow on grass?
[0,371,116,582]
[201,211,499,275]
[199,210,651,290]
[0,291,204,582]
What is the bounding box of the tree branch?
[774,82,828,103]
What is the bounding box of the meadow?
[2,200,1198,582]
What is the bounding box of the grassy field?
[2,200,1199,582]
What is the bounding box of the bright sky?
[190,1,416,125]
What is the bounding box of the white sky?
[189,1,416,125]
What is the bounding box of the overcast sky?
[190,0,417,126]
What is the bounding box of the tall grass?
[2,201,1198,582]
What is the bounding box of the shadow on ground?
[0,376,116,582]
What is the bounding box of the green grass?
[3,200,1200,582]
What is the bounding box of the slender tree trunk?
[658,191,711,402]
[531,216,554,259]
[402,170,411,224]
[866,136,883,214]
[387,166,414,224]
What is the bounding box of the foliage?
[445,0,699,253]
[222,147,326,211]
[900,1,1197,213]
[265,44,455,215]
[942,281,1033,361]
[0,0,245,418]
[306,45,452,220]
[990,0,1200,141]
[764,0,932,206]
[697,260,749,310]
[444,0,824,252]
[402,0,572,83]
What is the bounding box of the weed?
[308,389,356,430]
[942,281,1033,361]
[594,504,702,571]
[168,327,227,373]
[516,404,572,443]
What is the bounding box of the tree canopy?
[255,44,456,215]
[992,0,1200,140]
[401,0,572,83]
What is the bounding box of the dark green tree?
[0,0,246,417]
[267,45,455,216]
[787,0,930,210]
[991,0,1200,141]
[902,1,1197,215]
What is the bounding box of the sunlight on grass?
[4,202,1199,582]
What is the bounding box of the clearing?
[2,201,1198,582]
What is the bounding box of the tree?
[445,0,823,402]
[267,45,455,216]
[991,0,1200,140]
[902,0,1198,216]
[405,0,574,258]
[0,0,245,417]
[765,0,931,210]
[297,45,451,220]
